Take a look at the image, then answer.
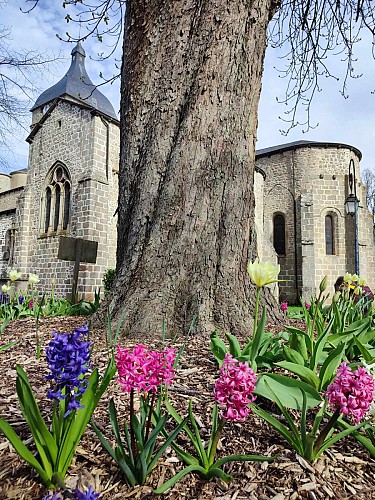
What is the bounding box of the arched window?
[41,164,71,235]
[325,214,335,255]
[273,213,286,256]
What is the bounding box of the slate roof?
[31,42,117,120]
[256,140,362,160]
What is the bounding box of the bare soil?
[0,316,374,499]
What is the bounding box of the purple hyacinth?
[43,486,100,500]
[46,324,91,415]
[73,486,100,499]
[0,292,9,305]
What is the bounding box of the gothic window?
[325,214,335,255]
[273,213,286,256]
[42,164,71,235]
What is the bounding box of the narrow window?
[3,230,11,261]
[273,214,286,256]
[45,187,52,233]
[63,183,71,230]
[325,214,335,255]
[54,184,61,232]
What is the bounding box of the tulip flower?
[247,259,280,288]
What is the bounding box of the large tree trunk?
[109,0,280,336]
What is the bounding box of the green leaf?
[16,366,57,477]
[108,398,127,460]
[286,327,311,354]
[210,331,227,366]
[0,418,52,486]
[310,330,330,371]
[56,369,99,476]
[188,400,208,467]
[225,332,242,358]
[206,403,218,459]
[336,419,375,458]
[250,306,267,367]
[352,336,375,363]
[153,464,209,494]
[213,453,275,469]
[147,416,188,472]
[255,373,322,410]
[319,343,346,391]
[252,405,301,451]
[275,361,320,390]
[314,419,372,460]
[282,346,306,365]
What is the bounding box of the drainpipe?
[292,151,300,302]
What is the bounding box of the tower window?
[325,214,335,255]
[41,164,71,235]
[273,213,286,256]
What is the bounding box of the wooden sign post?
[58,236,98,302]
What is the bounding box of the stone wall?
[256,142,375,302]
[12,100,119,299]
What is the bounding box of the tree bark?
[109,0,281,336]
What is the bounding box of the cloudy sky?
[1,1,375,177]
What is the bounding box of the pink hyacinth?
[116,344,176,394]
[305,302,311,309]
[213,354,257,423]
[325,362,375,424]
[281,301,288,312]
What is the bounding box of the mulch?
[0,316,374,499]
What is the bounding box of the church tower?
[13,42,120,299]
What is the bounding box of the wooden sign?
[58,236,98,302]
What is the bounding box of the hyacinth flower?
[0,325,116,488]
[253,361,375,462]
[46,326,91,415]
[155,355,274,494]
[281,301,288,312]
[91,344,187,487]
[44,485,100,499]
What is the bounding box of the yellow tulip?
[247,259,280,288]
[9,269,22,282]
[28,273,40,285]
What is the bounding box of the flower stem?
[144,392,156,442]
[208,418,225,467]
[313,407,341,457]
[253,286,261,339]
[130,389,137,461]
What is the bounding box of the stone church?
[0,43,374,303]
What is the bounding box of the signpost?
[58,236,98,302]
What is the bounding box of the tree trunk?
[109,0,281,336]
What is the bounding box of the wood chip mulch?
[0,316,374,499]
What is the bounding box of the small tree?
[361,168,375,220]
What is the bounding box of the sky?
[1,1,375,178]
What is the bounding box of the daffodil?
[247,259,280,288]
[28,273,40,285]
[351,274,359,283]
[9,269,22,282]
[358,276,367,287]
[343,272,353,284]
